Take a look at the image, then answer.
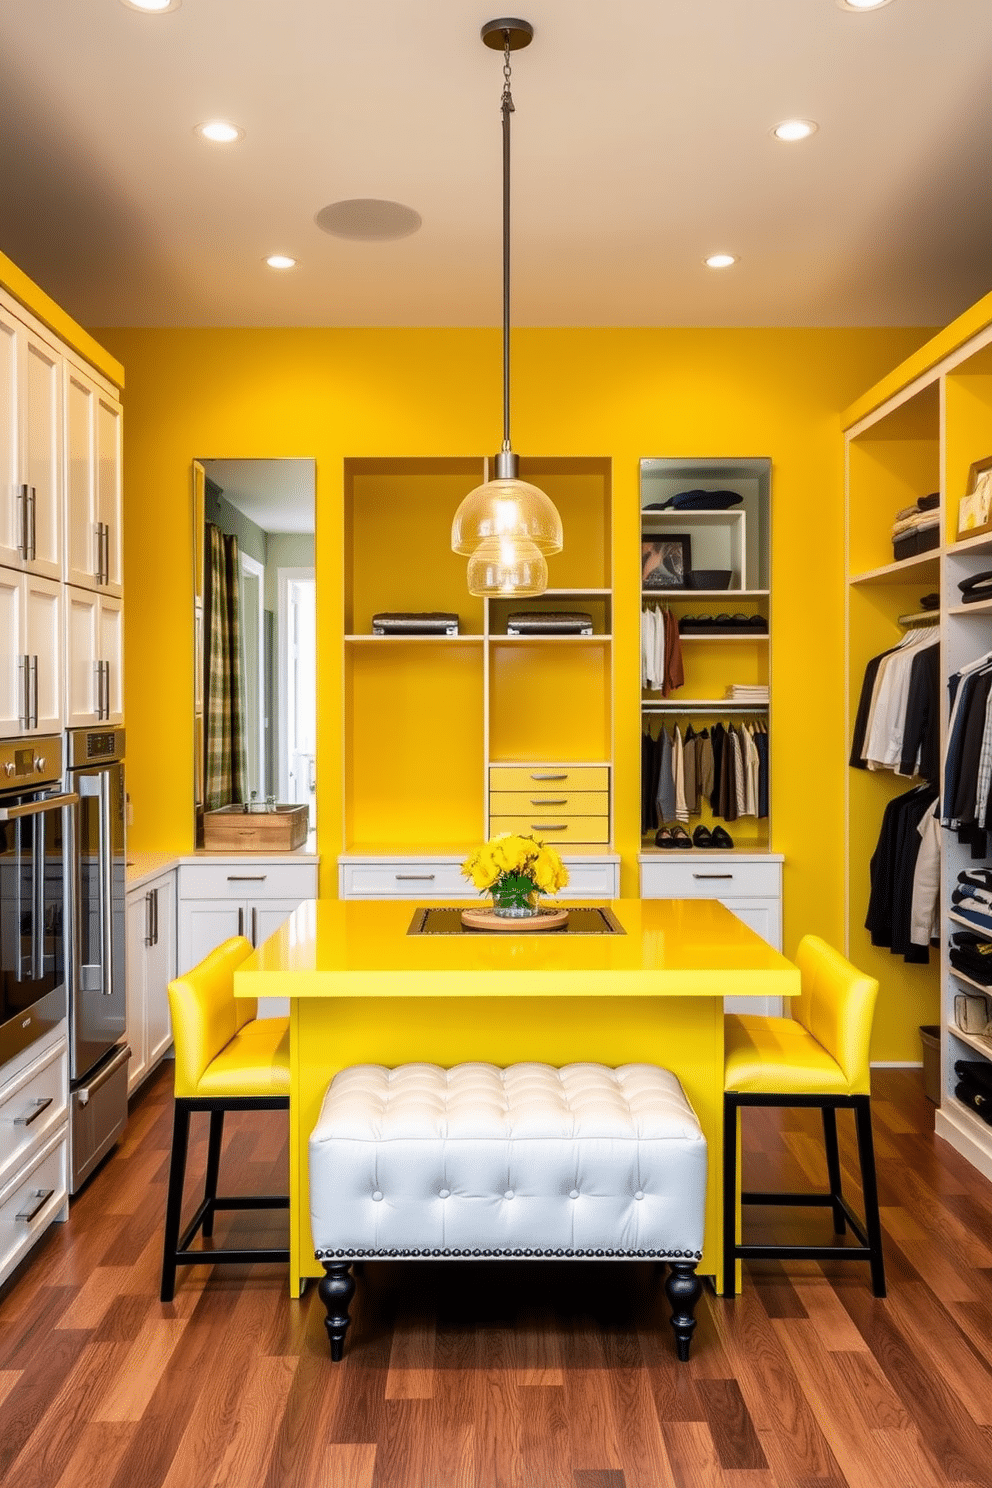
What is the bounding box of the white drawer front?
[179,862,318,901]
[0,1038,69,1193]
[556,859,620,900]
[339,861,475,899]
[0,1126,68,1289]
[640,858,781,900]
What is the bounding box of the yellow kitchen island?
[234,898,800,1294]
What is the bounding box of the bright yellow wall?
[96,323,930,1054]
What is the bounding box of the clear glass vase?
[490,878,540,918]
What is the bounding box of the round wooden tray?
[461,906,569,932]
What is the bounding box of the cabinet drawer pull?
[395,873,435,880]
[15,1188,54,1223]
[531,823,567,831]
[227,875,267,881]
[14,1096,53,1127]
[692,873,734,880]
[530,773,568,781]
[530,798,567,806]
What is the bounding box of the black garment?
[899,642,940,783]
[951,671,992,852]
[949,932,992,985]
[754,728,769,819]
[641,729,653,835]
[865,784,938,963]
[849,648,899,769]
[709,724,726,815]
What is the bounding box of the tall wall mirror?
[192,458,316,847]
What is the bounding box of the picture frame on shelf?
[957,455,992,540]
[642,534,691,590]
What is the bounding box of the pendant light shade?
[452,19,562,595]
[466,535,548,598]
[452,475,563,557]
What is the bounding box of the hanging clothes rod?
[897,610,940,628]
[642,701,769,714]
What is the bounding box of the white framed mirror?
[192,458,316,845]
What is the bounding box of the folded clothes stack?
[958,571,992,606]
[642,489,743,512]
[726,683,769,704]
[954,1059,992,1126]
[950,868,992,933]
[892,493,940,561]
[678,614,768,634]
[949,930,992,986]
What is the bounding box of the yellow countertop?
[236,897,799,1000]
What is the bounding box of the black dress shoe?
[710,826,734,849]
[670,825,692,849]
[692,824,713,847]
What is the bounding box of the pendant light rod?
[482,18,533,480]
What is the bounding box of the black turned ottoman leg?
[665,1260,702,1362]
[161,1103,191,1303]
[822,1105,846,1235]
[202,1109,225,1238]
[319,1261,356,1360]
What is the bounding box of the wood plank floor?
[2,1066,992,1488]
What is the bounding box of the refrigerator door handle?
[31,804,45,980]
[99,771,114,994]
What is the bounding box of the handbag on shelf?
[371,612,460,636]
[505,612,594,635]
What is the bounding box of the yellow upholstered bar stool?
[723,934,885,1297]
[160,936,290,1302]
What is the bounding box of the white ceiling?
[2,1,991,329]
[202,458,314,533]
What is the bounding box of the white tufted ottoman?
[309,1062,707,1361]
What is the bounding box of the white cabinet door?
[125,890,149,1091]
[99,594,123,723]
[21,328,62,581]
[0,306,21,571]
[0,567,26,736]
[65,363,99,590]
[145,873,176,1071]
[96,391,122,596]
[178,900,244,979]
[721,900,783,1016]
[23,572,62,733]
[65,584,99,727]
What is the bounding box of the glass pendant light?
[451,20,563,589]
[466,535,548,597]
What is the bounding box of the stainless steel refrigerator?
[66,726,130,1192]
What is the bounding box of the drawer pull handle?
[395,874,435,881]
[531,823,567,831]
[15,1188,55,1223]
[14,1096,54,1127]
[530,798,567,806]
[530,773,568,781]
[227,875,267,882]
[692,873,734,880]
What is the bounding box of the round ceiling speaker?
[314,199,422,242]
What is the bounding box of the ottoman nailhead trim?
[314,1245,704,1262]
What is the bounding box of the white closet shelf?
[678,635,769,644]
[849,552,941,585]
[536,587,612,597]
[641,589,767,599]
[642,699,769,713]
[949,1025,992,1061]
[640,509,744,527]
[948,600,992,616]
[949,530,992,558]
[949,910,992,934]
[489,634,612,643]
[344,634,484,644]
[949,967,992,997]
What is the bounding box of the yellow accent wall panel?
[345,640,484,848]
[489,639,611,763]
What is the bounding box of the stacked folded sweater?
[955,1059,992,1126]
[950,868,992,933]
[949,930,992,986]
[892,492,940,561]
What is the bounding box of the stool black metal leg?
[161,1102,191,1303]
[854,1097,886,1298]
[320,1262,356,1361]
[665,1261,702,1361]
[202,1109,225,1238]
[722,1094,739,1298]
[821,1105,846,1235]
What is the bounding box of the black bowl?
[688,569,732,590]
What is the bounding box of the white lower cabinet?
[0,1024,69,1287]
[177,860,318,1017]
[125,869,176,1095]
[639,854,784,1014]
[338,854,620,900]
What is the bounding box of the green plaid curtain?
[204,524,248,811]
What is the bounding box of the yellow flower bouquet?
[461,833,569,918]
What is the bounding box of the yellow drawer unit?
[490,791,609,815]
[489,765,609,793]
[489,814,610,845]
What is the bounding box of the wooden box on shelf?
[203,804,309,852]
[956,455,992,541]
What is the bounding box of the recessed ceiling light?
[772,119,818,142]
[704,254,737,269]
[196,121,244,144]
[836,0,894,10]
[314,199,422,242]
[265,255,297,270]
[121,0,180,11]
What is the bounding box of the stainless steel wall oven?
[0,735,74,1068]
